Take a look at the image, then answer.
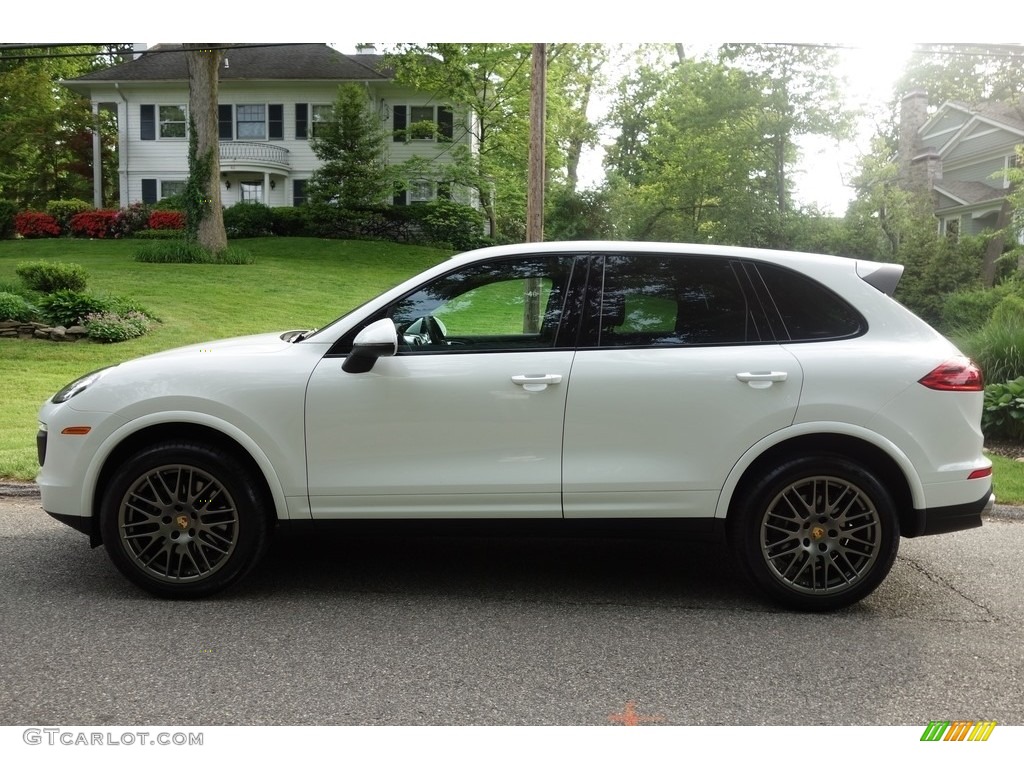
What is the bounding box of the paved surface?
[1,486,1022,726]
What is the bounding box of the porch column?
[264,172,270,204]
[92,101,103,208]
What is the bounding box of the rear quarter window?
[756,262,866,341]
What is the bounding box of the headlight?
[51,367,114,404]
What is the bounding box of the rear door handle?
[736,371,788,389]
[511,374,563,392]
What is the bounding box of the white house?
[62,43,478,209]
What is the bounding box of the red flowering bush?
[15,211,61,238]
[112,202,151,237]
[69,210,119,239]
[148,210,185,230]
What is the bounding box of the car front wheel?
[732,456,899,611]
[99,441,271,598]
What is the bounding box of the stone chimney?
[898,90,939,192]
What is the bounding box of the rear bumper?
[899,489,993,538]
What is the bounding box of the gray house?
[62,43,478,210]
[899,90,1024,239]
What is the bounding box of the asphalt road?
[1,489,1021,727]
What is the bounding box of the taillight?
[918,357,984,391]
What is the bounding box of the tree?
[183,45,227,252]
[0,45,117,207]
[894,44,1024,105]
[307,83,392,209]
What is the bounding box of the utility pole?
[524,43,546,333]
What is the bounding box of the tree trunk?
[184,45,227,252]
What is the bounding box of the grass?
[3,236,1023,506]
[0,237,452,480]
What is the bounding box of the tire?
[731,455,899,611]
[99,441,272,598]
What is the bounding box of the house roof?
[934,179,1007,207]
[64,43,393,85]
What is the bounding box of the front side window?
[159,105,187,138]
[594,254,763,347]
[383,256,576,352]
[236,104,266,139]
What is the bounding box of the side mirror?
[342,318,398,373]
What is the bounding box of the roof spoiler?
[856,261,903,297]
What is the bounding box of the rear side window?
[756,263,865,341]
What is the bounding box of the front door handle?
[511,374,563,392]
[736,371,788,389]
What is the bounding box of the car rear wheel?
[99,441,271,598]
[732,455,899,611]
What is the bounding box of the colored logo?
[920,720,997,741]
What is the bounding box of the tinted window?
[756,263,865,341]
[385,256,576,352]
[595,254,764,347]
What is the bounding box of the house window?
[311,104,333,138]
[393,105,454,142]
[293,180,308,206]
[236,104,266,139]
[160,180,186,199]
[944,217,960,241]
[159,105,187,138]
[240,181,263,203]
[409,180,434,204]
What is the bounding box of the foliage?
[982,377,1024,440]
[942,284,1017,333]
[37,289,110,326]
[0,200,17,239]
[307,83,394,210]
[46,198,93,229]
[411,199,488,250]
[15,211,61,238]
[148,210,185,230]
[153,194,186,211]
[133,240,255,264]
[896,233,985,327]
[960,317,1024,384]
[16,260,88,293]
[84,310,151,343]
[113,202,153,237]
[69,209,119,238]
[223,202,274,238]
[894,44,1024,105]
[0,291,39,321]
[545,187,613,240]
[183,115,213,243]
[269,206,311,237]
[0,46,120,208]
[133,229,184,240]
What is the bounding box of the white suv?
[36,242,993,609]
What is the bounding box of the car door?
[305,254,583,518]
[561,252,803,519]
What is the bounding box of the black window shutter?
[141,179,157,203]
[393,105,406,142]
[269,104,284,140]
[218,104,233,140]
[140,105,155,140]
[393,185,407,206]
[438,107,453,141]
[293,179,307,206]
[295,103,308,139]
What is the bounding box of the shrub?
[983,377,1024,441]
[0,291,39,322]
[45,199,92,229]
[69,210,119,238]
[84,311,151,343]
[942,285,1014,333]
[16,261,88,293]
[270,206,311,237]
[152,193,186,211]
[417,200,489,251]
[37,289,111,327]
[112,202,151,238]
[0,200,18,239]
[148,210,185,230]
[15,211,61,238]
[133,228,184,240]
[223,202,275,238]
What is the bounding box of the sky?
[9,0,1010,216]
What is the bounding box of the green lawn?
[0,237,451,480]
[2,236,1021,506]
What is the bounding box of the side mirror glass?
[342,318,398,373]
